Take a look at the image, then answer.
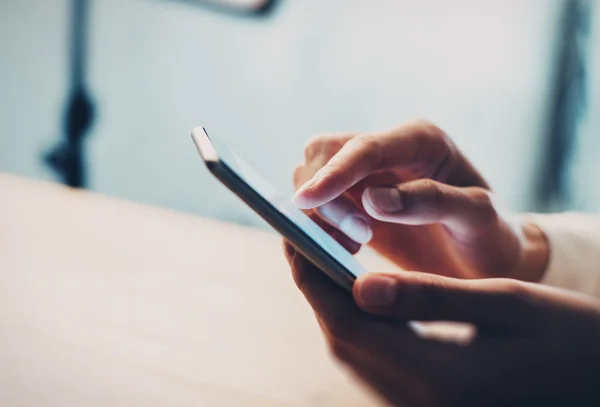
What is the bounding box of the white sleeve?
[524,213,600,299]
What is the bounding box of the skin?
[292,120,549,282]
[284,121,600,405]
[283,242,600,407]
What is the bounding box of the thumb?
[362,180,504,240]
[353,271,535,329]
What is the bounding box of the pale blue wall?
[568,3,600,212]
[2,0,584,227]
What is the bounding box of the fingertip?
[292,185,331,210]
[291,170,324,207]
[338,216,373,244]
[291,190,315,209]
[292,170,346,209]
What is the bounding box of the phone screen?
[210,136,367,279]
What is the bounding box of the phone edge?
[191,128,356,293]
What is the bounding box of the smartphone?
[191,127,367,292]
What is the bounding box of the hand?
[284,242,600,407]
[292,120,548,281]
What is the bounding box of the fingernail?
[358,275,398,306]
[366,187,403,213]
[339,216,373,244]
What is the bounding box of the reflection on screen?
[220,146,367,278]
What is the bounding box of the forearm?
[522,213,600,299]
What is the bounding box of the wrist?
[515,222,550,282]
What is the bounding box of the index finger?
[291,121,447,209]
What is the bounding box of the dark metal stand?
[45,0,95,188]
[538,0,591,210]
[44,0,279,188]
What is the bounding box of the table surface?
[0,173,402,407]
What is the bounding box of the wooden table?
[0,173,399,406]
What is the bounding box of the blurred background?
[1,0,599,229]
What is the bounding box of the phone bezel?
[191,127,356,292]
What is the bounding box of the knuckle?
[409,120,456,177]
[354,133,384,167]
[492,278,530,309]
[304,134,326,159]
[412,118,440,133]
[304,133,346,161]
[431,185,447,208]
[493,278,518,294]
[410,119,448,146]
[503,279,528,299]
[292,163,306,188]
[416,180,447,208]
[470,187,492,207]
[419,277,448,319]
[469,188,498,221]
[422,120,449,146]
[403,274,445,319]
